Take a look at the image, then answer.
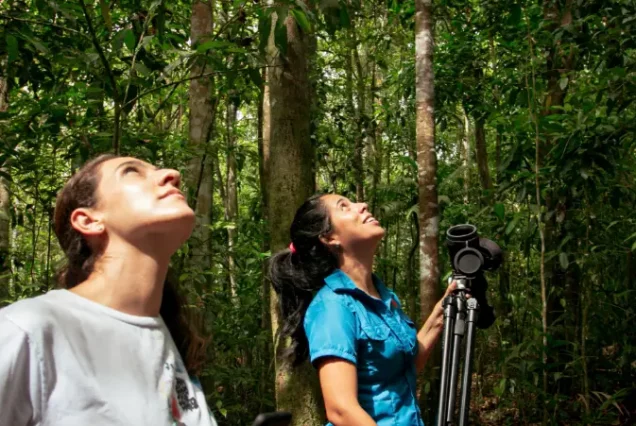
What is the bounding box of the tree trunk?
[0,58,11,306]
[351,21,365,202]
[264,9,324,426]
[461,107,470,205]
[226,95,238,298]
[474,117,493,198]
[257,67,274,402]
[369,62,383,215]
[188,0,217,291]
[539,0,577,408]
[415,0,439,339]
[415,2,440,421]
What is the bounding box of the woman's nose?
[158,168,181,188]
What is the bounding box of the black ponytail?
[269,194,339,366]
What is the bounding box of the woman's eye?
[123,166,139,175]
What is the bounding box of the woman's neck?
[70,242,170,317]
[339,253,379,298]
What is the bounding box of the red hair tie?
[289,242,297,254]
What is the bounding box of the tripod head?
[446,224,502,329]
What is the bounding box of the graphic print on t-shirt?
[165,353,205,424]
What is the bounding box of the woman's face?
[320,194,385,251]
[91,157,195,244]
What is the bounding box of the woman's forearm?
[415,322,444,372]
[327,404,378,426]
[415,301,445,372]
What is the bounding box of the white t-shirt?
[0,289,218,426]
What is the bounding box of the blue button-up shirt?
[304,269,424,426]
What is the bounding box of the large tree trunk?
[188,0,217,290]
[264,9,324,426]
[226,95,238,297]
[415,1,440,420]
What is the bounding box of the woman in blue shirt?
[270,194,455,426]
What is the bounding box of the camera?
[445,224,502,329]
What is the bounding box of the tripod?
[436,277,480,426]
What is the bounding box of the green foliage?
[1,0,635,424]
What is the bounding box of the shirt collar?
[324,269,395,309]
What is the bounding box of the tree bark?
[0,57,11,306]
[351,19,365,202]
[188,0,217,290]
[474,117,493,196]
[461,107,470,205]
[264,9,324,426]
[415,2,440,421]
[415,0,439,346]
[540,0,577,406]
[226,95,238,298]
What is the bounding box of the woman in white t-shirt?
[0,154,218,426]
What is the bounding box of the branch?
[78,0,119,101]
[0,14,84,35]
[123,65,279,108]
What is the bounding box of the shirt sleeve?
[0,316,36,426]
[304,297,357,366]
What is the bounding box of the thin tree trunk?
[474,118,493,198]
[415,0,439,339]
[415,2,440,421]
[257,67,273,405]
[351,20,365,202]
[188,0,217,291]
[495,129,502,184]
[226,95,238,298]
[0,58,10,305]
[264,8,323,425]
[461,107,470,205]
[369,62,383,214]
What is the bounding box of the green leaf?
[100,0,112,32]
[247,68,263,89]
[258,12,272,54]
[24,36,48,54]
[6,35,18,64]
[290,9,311,33]
[134,62,151,76]
[494,203,505,221]
[509,4,522,26]
[494,378,506,397]
[124,29,136,51]
[559,77,569,90]
[505,216,519,235]
[139,35,154,49]
[196,40,230,52]
[274,17,288,55]
[559,252,569,270]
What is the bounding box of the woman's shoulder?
[306,285,356,324]
[0,290,68,335]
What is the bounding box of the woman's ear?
[319,233,341,251]
[70,208,105,237]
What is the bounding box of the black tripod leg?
[458,298,479,426]
[446,296,466,424]
[437,296,456,426]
